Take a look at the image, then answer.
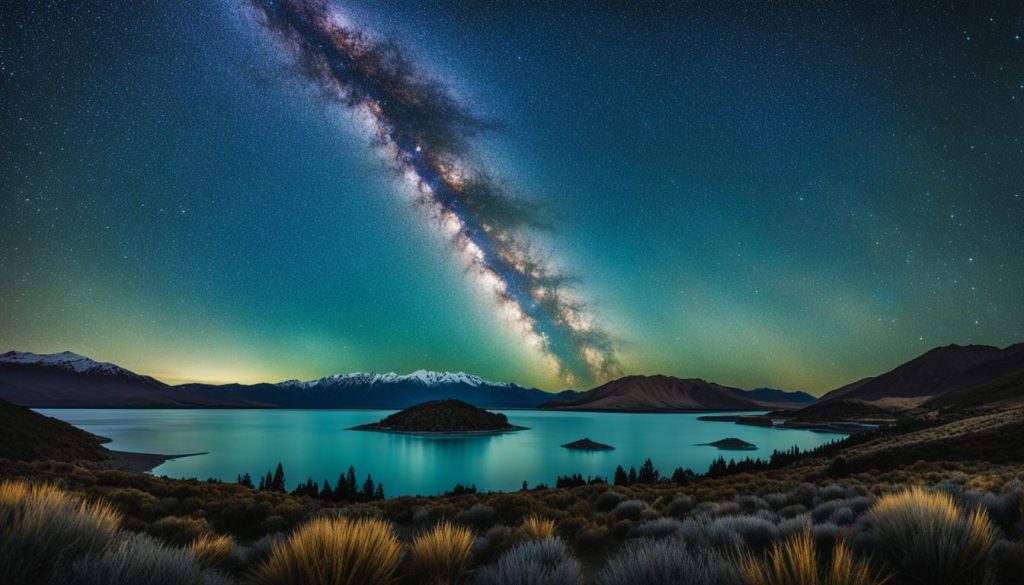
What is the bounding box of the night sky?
[2,1,1022,394]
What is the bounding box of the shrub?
[665,495,695,517]
[595,491,624,512]
[741,530,881,585]
[597,538,739,585]
[190,533,235,569]
[629,518,685,540]
[519,515,556,540]
[0,481,120,584]
[612,499,646,520]
[70,532,203,585]
[709,515,778,550]
[255,517,402,585]
[457,504,497,531]
[149,515,212,545]
[870,487,996,585]
[474,538,581,585]
[410,521,474,585]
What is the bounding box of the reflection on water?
[38,409,843,497]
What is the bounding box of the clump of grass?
[409,521,474,585]
[519,514,556,540]
[474,538,581,585]
[190,533,235,569]
[0,480,121,583]
[870,487,996,585]
[255,516,402,585]
[741,530,882,585]
[597,538,738,585]
[70,532,203,585]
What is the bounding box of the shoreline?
[104,450,208,473]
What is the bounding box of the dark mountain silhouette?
[0,351,573,409]
[0,397,111,462]
[728,386,817,409]
[542,375,763,411]
[818,343,1024,407]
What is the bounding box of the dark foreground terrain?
[2,397,1023,585]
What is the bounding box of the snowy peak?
[279,370,516,390]
[0,350,139,378]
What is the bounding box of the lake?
[38,409,843,496]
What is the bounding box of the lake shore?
[105,450,208,473]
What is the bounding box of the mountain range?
[3,343,1020,414]
[0,350,809,411]
[0,351,573,409]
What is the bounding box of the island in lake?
[561,438,615,451]
[699,437,758,450]
[349,399,527,434]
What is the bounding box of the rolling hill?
[818,343,1024,407]
[542,375,763,411]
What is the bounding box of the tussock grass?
[741,530,883,585]
[409,521,474,585]
[474,538,580,585]
[255,516,402,585]
[70,532,203,585]
[190,533,235,569]
[870,487,996,585]
[519,514,556,540]
[0,480,121,583]
[597,538,739,585]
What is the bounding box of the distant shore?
[105,450,207,473]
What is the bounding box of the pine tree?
[613,465,628,486]
[362,475,376,501]
[373,483,384,501]
[237,472,254,489]
[637,458,659,484]
[272,463,286,492]
[320,478,334,500]
[627,466,638,485]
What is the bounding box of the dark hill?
[785,398,897,422]
[819,344,1023,405]
[351,399,524,433]
[0,398,111,462]
[728,387,817,409]
[544,375,762,411]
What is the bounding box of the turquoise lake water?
[38,409,842,496]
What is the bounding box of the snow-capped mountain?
[281,370,517,390]
[0,350,573,409]
[0,350,141,378]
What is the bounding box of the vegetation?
[474,538,581,585]
[741,530,882,585]
[870,487,996,585]
[255,517,402,585]
[409,520,474,585]
[0,480,121,583]
[1,403,1022,584]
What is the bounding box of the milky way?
[247,0,619,382]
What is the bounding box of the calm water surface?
[38,409,842,496]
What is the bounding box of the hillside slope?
[543,375,762,411]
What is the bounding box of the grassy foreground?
[1,457,1022,584]
[1,407,1023,584]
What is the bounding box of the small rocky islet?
[561,438,615,451]
[349,399,526,434]
[698,437,757,450]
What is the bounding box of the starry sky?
[2,1,1022,394]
